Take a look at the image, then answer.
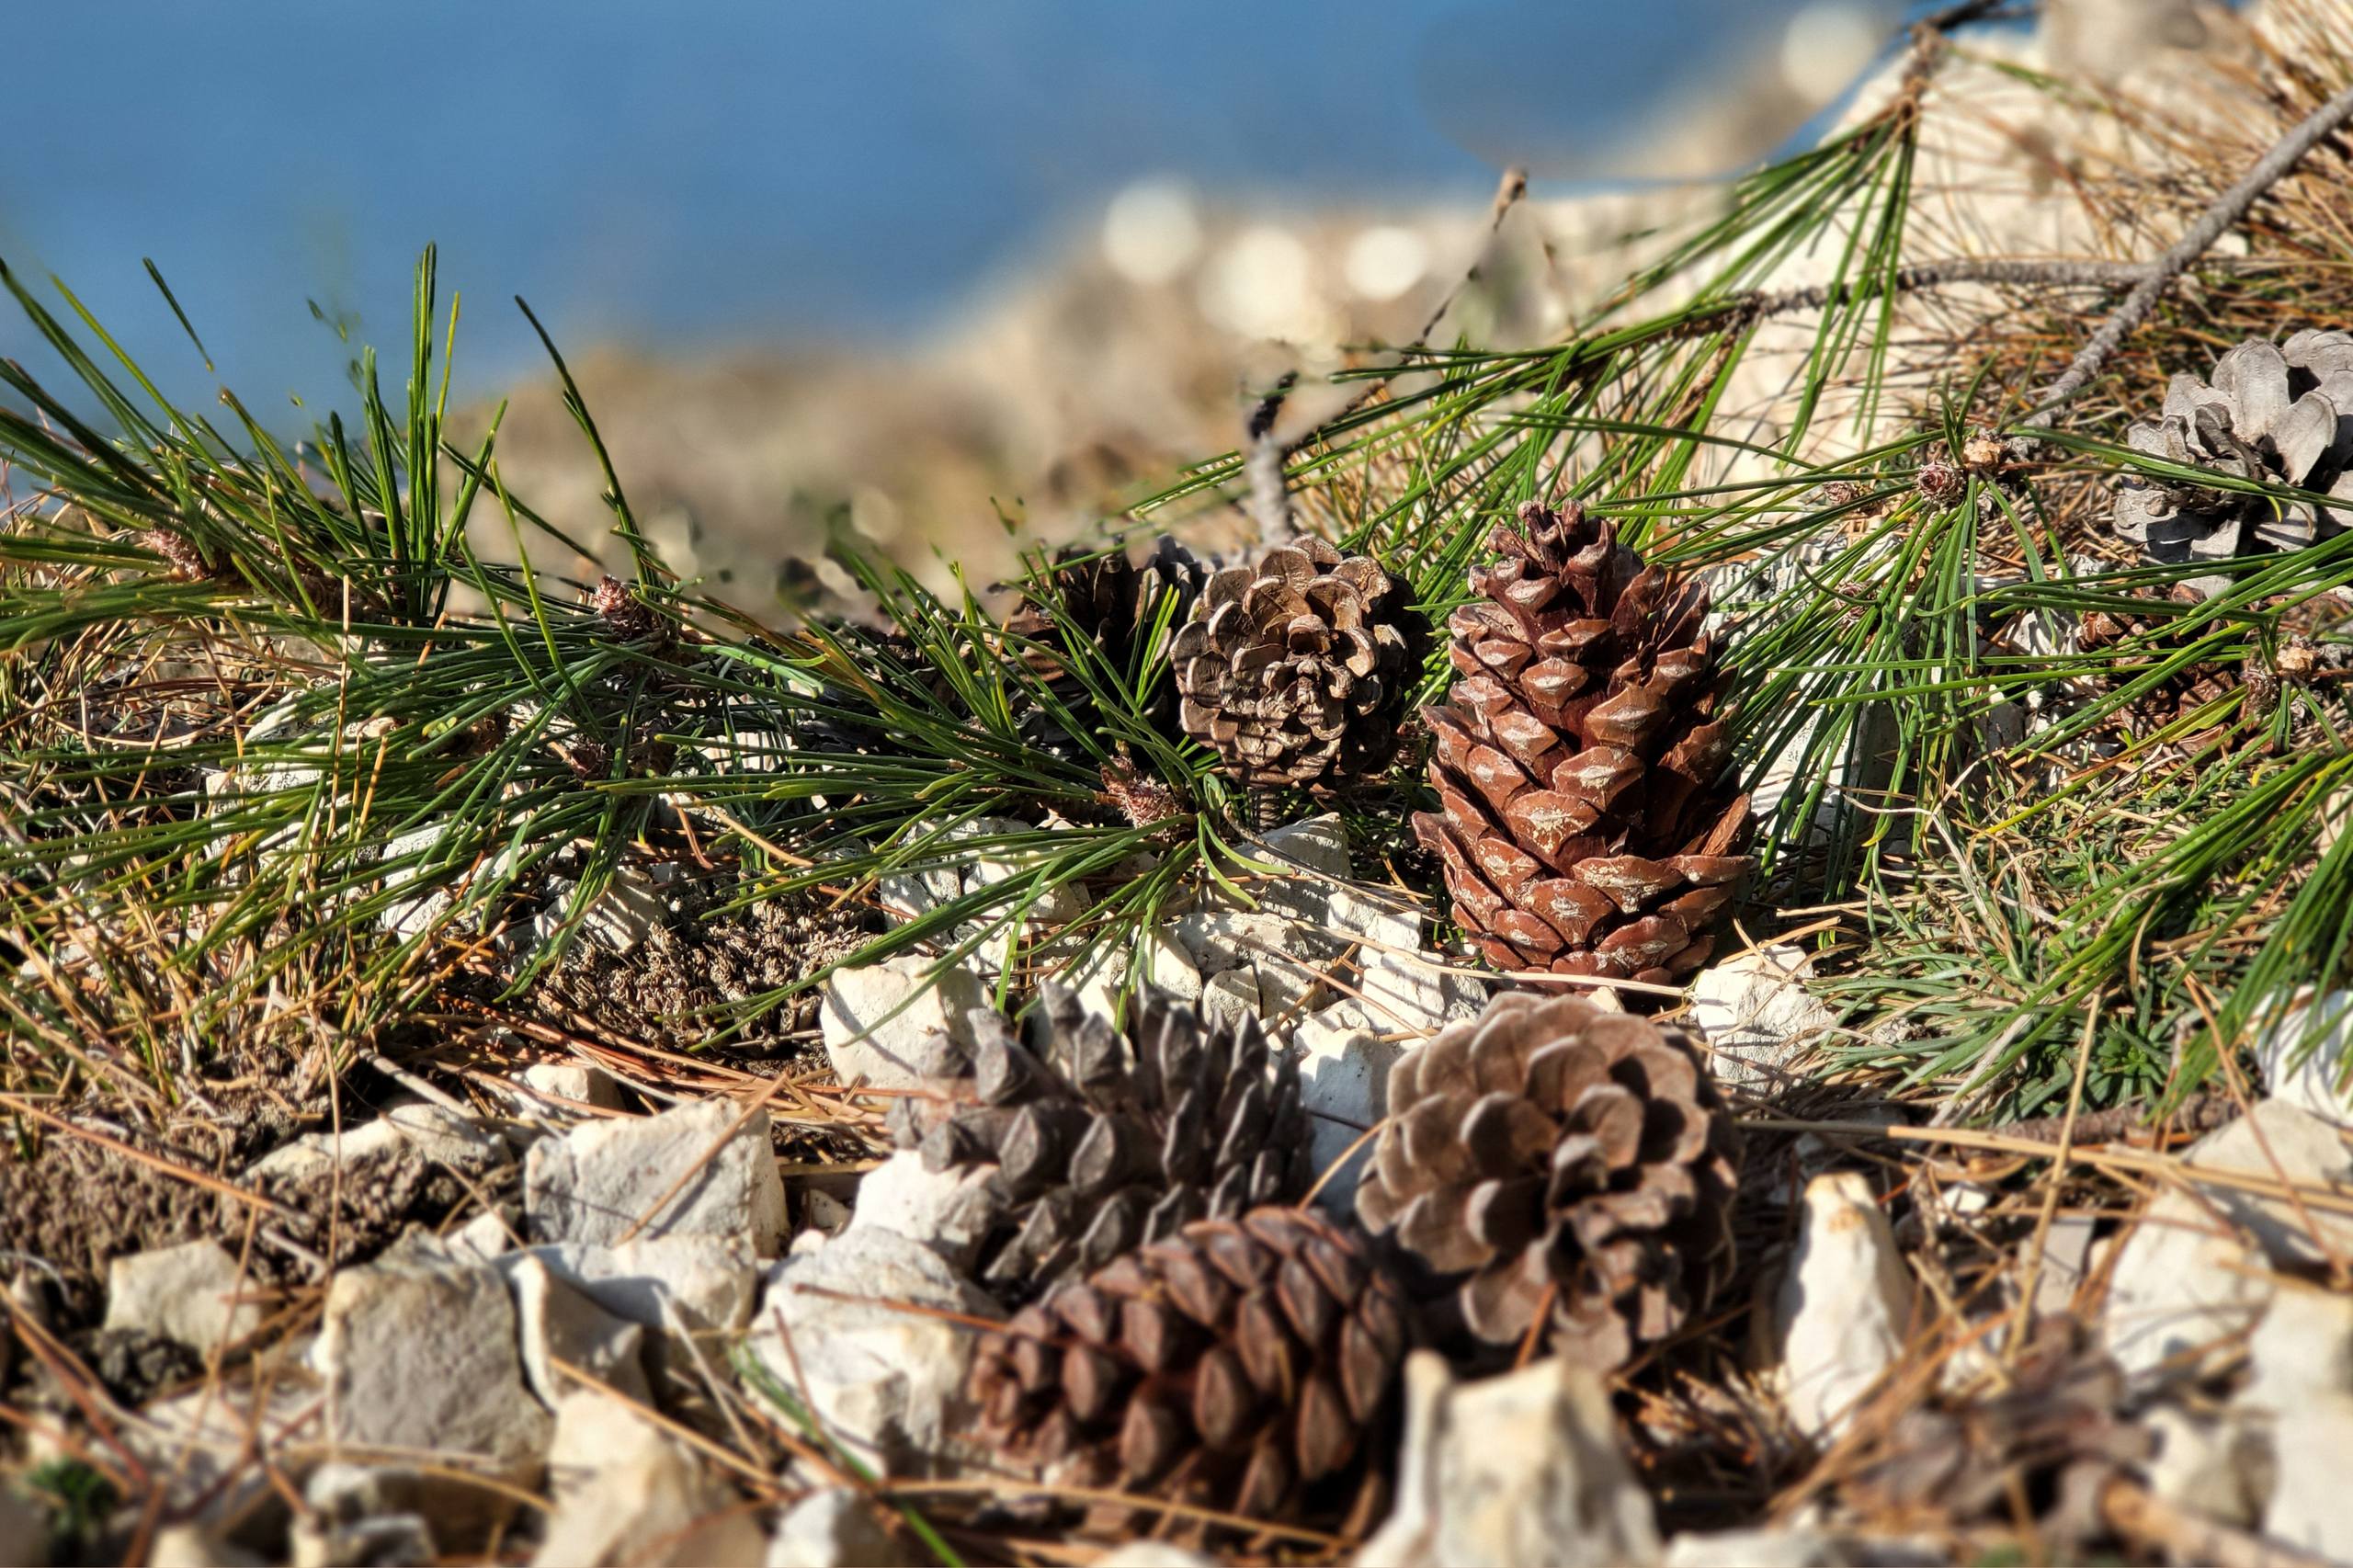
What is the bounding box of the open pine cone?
[2075,585,2353,742]
[970,1205,1411,1545]
[2115,333,2353,596]
[1355,990,1738,1369]
[1846,1324,2150,1559]
[1414,501,1752,985]
[1173,537,1427,790]
[888,985,1313,1302]
[1006,538,1207,756]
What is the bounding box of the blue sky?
[0,1,1953,423]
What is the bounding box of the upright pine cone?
[970,1206,1411,1544]
[1006,538,1207,755]
[2115,333,2353,596]
[1173,537,1427,790]
[888,986,1313,1301]
[1355,991,1738,1369]
[1414,502,1752,984]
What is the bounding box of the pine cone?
[1007,538,1208,758]
[591,574,667,646]
[1355,991,1738,1369]
[889,986,1314,1302]
[970,1206,1411,1544]
[1413,502,1752,985]
[2076,586,2353,741]
[2115,333,2353,596]
[1846,1324,2149,1559]
[1173,537,1427,790]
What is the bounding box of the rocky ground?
[6,806,2351,1565]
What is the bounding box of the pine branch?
[2029,74,2353,418]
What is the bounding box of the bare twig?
[1245,370,1300,547]
[1283,165,1527,459]
[2029,74,2353,417]
[2103,1477,2338,1568]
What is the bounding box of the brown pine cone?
[2076,585,2353,739]
[889,986,1313,1302]
[970,1205,1412,1545]
[591,574,668,646]
[1173,537,1427,790]
[1006,538,1207,756]
[1355,990,1738,1369]
[1414,501,1752,984]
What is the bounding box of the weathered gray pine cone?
[1355,990,1739,1369]
[2116,333,2353,595]
[886,984,1313,1301]
[1173,537,1427,790]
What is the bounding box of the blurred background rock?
[1,0,2231,606]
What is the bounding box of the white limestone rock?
[1130,927,1202,1001]
[2251,987,2353,1129]
[316,1263,551,1477]
[1324,883,1423,956]
[964,833,1086,927]
[378,822,458,940]
[2239,1284,2353,1415]
[876,862,961,926]
[1292,1008,1403,1214]
[289,1513,435,1568]
[303,1461,519,1556]
[746,1226,1001,1477]
[1172,910,1312,976]
[512,1062,625,1117]
[820,957,986,1089]
[525,1096,787,1256]
[123,1381,316,1524]
[1662,1528,1902,1567]
[2265,1393,2353,1564]
[496,1235,758,1333]
[1253,941,1336,1017]
[2103,1100,2353,1376]
[1355,949,1485,1037]
[2138,1408,2264,1527]
[1689,945,1835,1091]
[1357,1350,1659,1568]
[149,1526,263,1567]
[1200,967,1262,1028]
[507,1253,651,1407]
[246,1099,504,1185]
[1776,1172,1915,1440]
[842,1147,1001,1271]
[534,1390,766,1567]
[1096,1547,1222,1568]
[765,1490,918,1568]
[1260,813,1353,879]
[104,1240,261,1355]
